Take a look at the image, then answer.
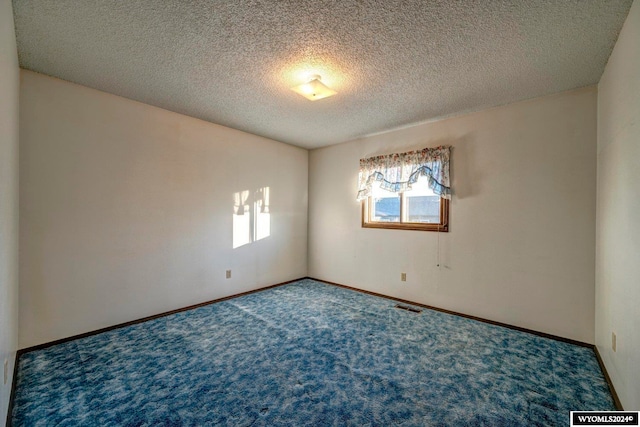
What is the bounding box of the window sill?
[361,222,449,232]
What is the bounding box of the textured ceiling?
[13,0,633,149]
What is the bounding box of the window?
[357,146,451,232]
[362,175,449,231]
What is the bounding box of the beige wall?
[309,86,597,343]
[0,0,20,422]
[596,0,640,410]
[19,71,308,349]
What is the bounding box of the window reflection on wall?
[233,187,271,248]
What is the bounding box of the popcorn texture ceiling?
[12,0,633,149]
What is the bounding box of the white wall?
[19,71,308,349]
[0,0,20,423]
[309,86,597,343]
[596,0,639,410]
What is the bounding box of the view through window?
[364,175,448,231]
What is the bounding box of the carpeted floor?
[11,279,615,426]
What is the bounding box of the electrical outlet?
[3,359,8,385]
[226,270,231,279]
[401,273,406,282]
[612,332,617,352]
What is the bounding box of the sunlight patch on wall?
[233,187,271,249]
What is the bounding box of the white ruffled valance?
[357,145,451,200]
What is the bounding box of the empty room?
[1,0,639,425]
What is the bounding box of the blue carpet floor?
[12,279,615,426]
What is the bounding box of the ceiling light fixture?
[290,74,337,101]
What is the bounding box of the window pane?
[405,176,441,223]
[371,185,400,222]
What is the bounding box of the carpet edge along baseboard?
[10,275,622,421]
[308,277,623,411]
[18,277,305,354]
